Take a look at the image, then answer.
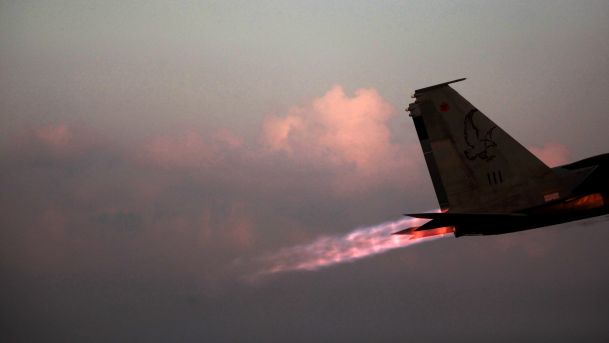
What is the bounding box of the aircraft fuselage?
[454,153,609,236]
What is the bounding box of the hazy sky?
[2,1,609,342]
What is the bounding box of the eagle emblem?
[463,109,497,161]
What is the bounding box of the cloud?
[141,130,212,169]
[2,123,259,275]
[8,123,98,160]
[263,115,304,153]
[212,129,244,150]
[140,129,243,170]
[262,85,419,193]
[35,124,72,149]
[224,203,255,249]
[131,85,422,199]
[530,142,571,167]
[1,85,423,287]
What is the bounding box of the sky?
[1,1,609,342]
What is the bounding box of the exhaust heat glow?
[260,217,454,275]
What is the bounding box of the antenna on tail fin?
[413,78,466,95]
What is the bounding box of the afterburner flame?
[260,217,454,275]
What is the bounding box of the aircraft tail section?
[408,79,555,212]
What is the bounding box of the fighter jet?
[395,78,609,237]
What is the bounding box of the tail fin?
[408,79,554,212]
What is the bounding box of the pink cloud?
[218,203,256,250]
[228,217,255,249]
[209,206,256,251]
[143,130,211,169]
[35,124,72,149]
[146,202,255,252]
[263,114,304,153]
[130,86,423,194]
[530,142,570,167]
[212,129,243,150]
[10,123,95,158]
[262,85,419,193]
[141,129,242,170]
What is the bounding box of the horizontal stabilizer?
[392,227,418,235]
[401,212,529,233]
[405,212,527,220]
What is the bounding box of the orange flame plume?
[260,217,454,275]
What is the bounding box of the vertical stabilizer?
[408,79,555,212]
